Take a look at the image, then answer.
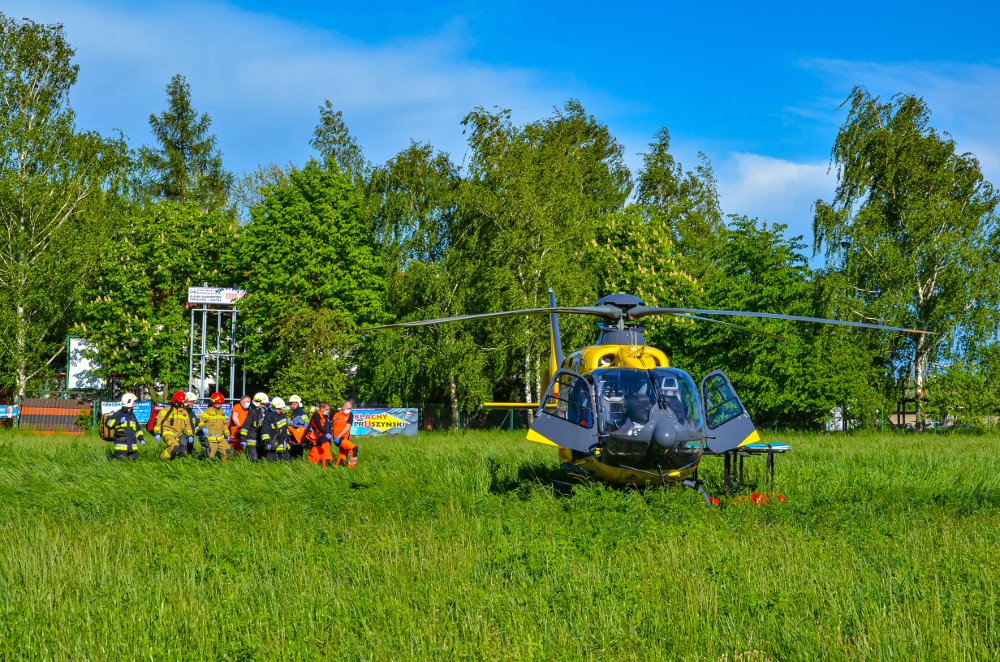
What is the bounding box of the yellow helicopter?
[363,291,930,503]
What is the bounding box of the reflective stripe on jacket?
[198,407,229,440]
[106,408,144,449]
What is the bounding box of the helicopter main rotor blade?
[629,306,933,335]
[671,313,790,341]
[360,305,622,331]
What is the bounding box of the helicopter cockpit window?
[596,369,656,431]
[650,369,702,430]
[703,373,743,429]
[541,372,594,428]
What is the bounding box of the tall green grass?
[0,429,997,661]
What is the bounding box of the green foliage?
[268,307,356,403]
[368,140,461,272]
[310,100,369,182]
[235,160,386,380]
[140,74,234,209]
[83,201,237,397]
[0,14,129,397]
[813,87,1000,399]
[1,430,999,660]
[635,128,724,277]
[925,358,1000,427]
[361,262,492,426]
[459,101,631,405]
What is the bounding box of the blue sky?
[10,0,1000,245]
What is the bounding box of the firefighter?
[105,392,144,461]
[154,391,194,459]
[183,391,207,457]
[198,392,232,463]
[240,392,269,461]
[333,400,357,469]
[229,395,251,452]
[286,395,309,459]
[260,397,289,462]
[307,402,333,467]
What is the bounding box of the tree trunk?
[524,350,533,426]
[449,374,459,431]
[14,303,27,399]
[914,334,927,429]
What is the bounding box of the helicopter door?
[528,370,599,453]
[700,370,759,454]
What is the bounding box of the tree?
[813,88,1000,411]
[361,262,493,428]
[140,74,234,210]
[235,159,386,389]
[635,128,724,278]
[459,101,631,418]
[368,141,461,273]
[310,100,369,183]
[82,201,237,399]
[268,308,356,404]
[0,15,128,398]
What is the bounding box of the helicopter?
[362,291,930,503]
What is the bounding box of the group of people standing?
[103,390,357,468]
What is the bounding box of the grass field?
[0,429,998,661]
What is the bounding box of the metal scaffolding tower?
[187,286,247,402]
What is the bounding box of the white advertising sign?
[67,337,104,390]
[187,287,246,305]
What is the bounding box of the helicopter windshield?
[649,368,703,431]
[595,369,657,431]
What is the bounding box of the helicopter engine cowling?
[650,415,678,451]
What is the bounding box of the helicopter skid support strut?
[682,477,712,507]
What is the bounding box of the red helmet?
[171,391,187,406]
[209,392,225,404]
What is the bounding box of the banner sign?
[187,287,246,305]
[0,405,17,419]
[101,401,154,424]
[351,408,418,437]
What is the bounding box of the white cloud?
[715,153,835,240]
[5,0,619,171]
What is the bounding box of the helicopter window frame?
[702,373,744,430]
[592,368,659,432]
[649,368,703,431]
[539,370,595,429]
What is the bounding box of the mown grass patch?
[0,430,996,661]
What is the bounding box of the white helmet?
[288,394,302,405]
[270,396,286,410]
[121,392,138,408]
[184,391,196,404]
[252,392,269,406]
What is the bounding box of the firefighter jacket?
[331,410,352,444]
[241,405,266,443]
[307,411,330,444]
[197,407,230,441]
[187,408,200,435]
[260,410,289,452]
[229,402,249,439]
[106,407,144,451]
[154,406,193,440]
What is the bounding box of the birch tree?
[460,102,631,420]
[0,16,127,397]
[813,87,1000,410]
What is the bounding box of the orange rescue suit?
[332,410,357,469]
[229,402,249,451]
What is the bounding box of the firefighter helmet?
[209,392,225,404]
[171,391,187,406]
[252,392,268,406]
[121,392,138,408]
[270,396,286,410]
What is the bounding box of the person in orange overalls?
[228,395,251,452]
[332,401,357,469]
[307,402,334,467]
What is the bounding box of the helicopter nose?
[652,417,678,450]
